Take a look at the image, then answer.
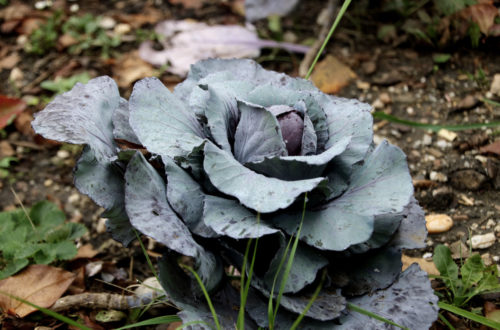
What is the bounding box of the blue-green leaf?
[233,101,287,164]
[32,76,119,162]
[322,95,373,166]
[163,156,216,238]
[338,264,439,329]
[389,197,427,249]
[129,77,205,158]
[272,140,413,251]
[262,234,328,294]
[125,152,220,291]
[202,195,277,238]
[202,82,254,152]
[203,142,326,213]
[246,136,350,181]
[112,98,140,144]
[74,147,135,246]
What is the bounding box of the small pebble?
[68,193,80,205]
[356,81,370,90]
[114,23,131,35]
[96,218,107,234]
[468,233,496,249]
[481,253,493,266]
[43,179,53,187]
[450,240,470,259]
[426,214,453,234]
[422,134,432,146]
[436,139,451,150]
[430,171,448,182]
[57,149,70,159]
[486,219,496,229]
[372,98,384,109]
[437,129,457,142]
[99,16,116,30]
[379,92,391,104]
[422,252,433,259]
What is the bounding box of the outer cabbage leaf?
[322,95,373,166]
[159,255,255,329]
[163,156,216,238]
[262,234,328,294]
[174,59,316,102]
[125,152,221,291]
[337,264,439,329]
[203,142,326,213]
[74,147,135,246]
[272,140,413,251]
[202,195,278,238]
[331,246,403,296]
[233,101,287,164]
[301,113,317,155]
[32,76,119,162]
[129,77,205,158]
[252,275,346,321]
[112,98,141,144]
[389,197,427,249]
[246,136,350,181]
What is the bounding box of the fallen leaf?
[0,95,26,130]
[462,3,499,35]
[0,52,20,70]
[113,51,156,88]
[14,112,34,136]
[74,244,98,259]
[311,55,357,94]
[169,0,204,9]
[480,140,500,155]
[485,301,500,323]
[0,265,75,317]
[402,255,440,276]
[139,20,261,76]
[138,20,308,77]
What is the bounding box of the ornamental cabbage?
[32,59,438,329]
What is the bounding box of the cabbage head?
[32,59,438,329]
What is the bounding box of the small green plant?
[0,200,87,279]
[0,156,17,179]
[62,13,121,58]
[26,11,64,55]
[41,72,92,95]
[432,244,500,307]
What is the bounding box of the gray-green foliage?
[0,200,87,279]
[32,59,438,328]
[433,244,500,307]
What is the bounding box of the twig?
[299,0,338,77]
[50,292,168,312]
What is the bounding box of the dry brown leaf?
[115,7,163,29]
[169,0,204,9]
[480,140,500,155]
[0,141,15,157]
[311,55,356,94]
[462,3,499,35]
[402,255,440,276]
[0,265,75,317]
[14,112,34,136]
[112,51,156,88]
[0,52,20,70]
[74,244,98,259]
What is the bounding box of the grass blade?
[272,194,308,325]
[438,301,500,329]
[372,112,500,132]
[482,98,500,107]
[305,0,353,79]
[290,269,327,330]
[347,303,409,330]
[180,265,221,330]
[438,312,456,330]
[116,315,182,329]
[0,289,91,330]
[238,213,260,330]
[134,229,159,281]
